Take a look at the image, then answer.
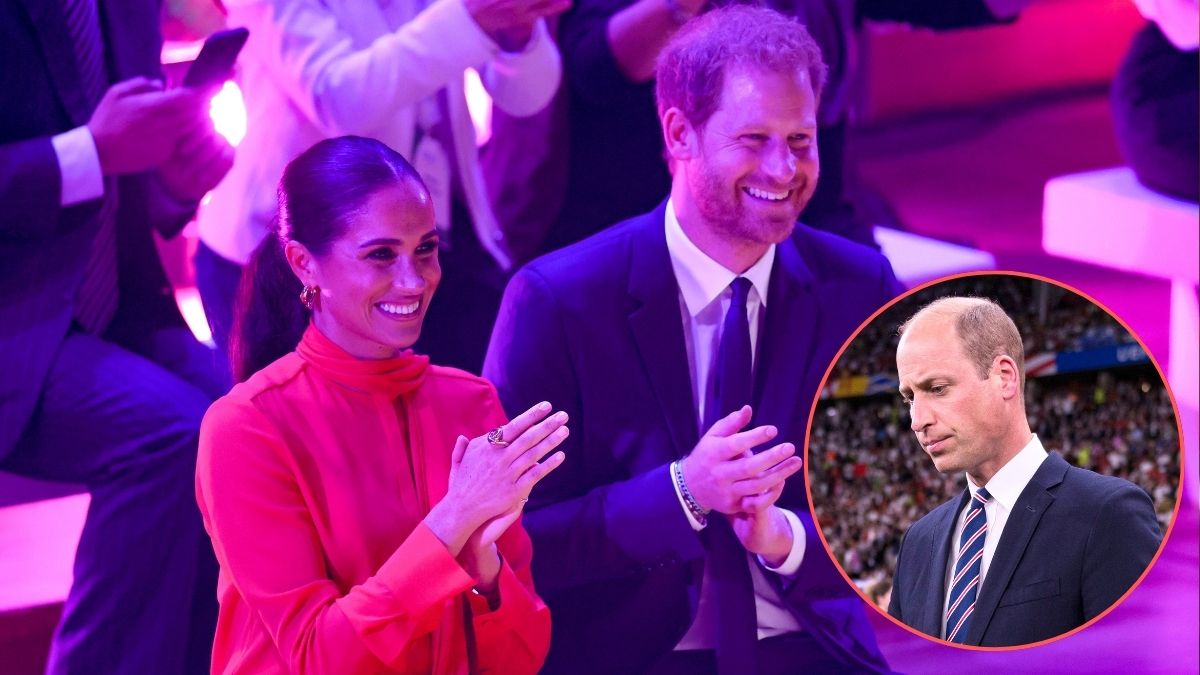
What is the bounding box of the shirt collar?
[968,435,1049,511]
[664,199,775,317]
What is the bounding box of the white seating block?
[1043,165,1199,411]
[0,495,88,611]
[1044,166,1198,283]
[874,226,996,288]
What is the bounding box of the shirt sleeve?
[477,18,562,118]
[243,0,557,137]
[51,126,104,207]
[758,507,806,577]
[197,395,477,673]
[468,521,552,673]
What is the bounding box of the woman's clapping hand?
[424,401,568,556]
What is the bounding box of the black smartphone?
[182,27,249,89]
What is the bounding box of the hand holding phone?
[183,27,249,90]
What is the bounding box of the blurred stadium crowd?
[809,277,1180,609]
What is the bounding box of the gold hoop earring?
[299,284,319,310]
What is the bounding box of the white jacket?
[196,0,562,270]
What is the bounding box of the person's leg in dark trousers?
[0,324,223,675]
[193,240,244,378]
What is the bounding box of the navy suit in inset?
[484,202,903,673]
[888,453,1163,646]
[0,1,223,672]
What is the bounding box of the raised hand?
[727,457,802,566]
[87,78,203,176]
[158,124,234,202]
[464,0,572,51]
[425,401,568,557]
[679,405,801,515]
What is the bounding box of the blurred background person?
[199,136,563,673]
[194,0,566,374]
[0,0,234,672]
[1111,0,1198,203]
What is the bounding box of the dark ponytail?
[230,136,427,382]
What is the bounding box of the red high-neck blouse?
[197,325,550,674]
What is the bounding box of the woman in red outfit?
[196,136,565,674]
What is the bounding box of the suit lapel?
[967,454,1064,645]
[753,240,817,441]
[627,205,700,459]
[99,0,159,83]
[921,492,968,637]
[17,0,92,126]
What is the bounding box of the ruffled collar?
[296,323,428,397]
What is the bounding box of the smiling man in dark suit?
[484,6,901,673]
[888,296,1163,646]
[0,1,232,672]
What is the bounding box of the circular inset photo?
[805,271,1182,649]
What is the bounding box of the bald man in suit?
[889,297,1162,646]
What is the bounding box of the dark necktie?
[946,488,992,643]
[67,0,118,334]
[706,276,757,675]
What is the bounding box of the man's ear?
[993,355,1021,401]
[662,107,698,162]
[284,239,317,287]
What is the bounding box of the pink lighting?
[209,81,246,147]
[175,287,213,347]
[464,68,492,147]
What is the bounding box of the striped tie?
[945,487,992,643]
[66,0,119,334]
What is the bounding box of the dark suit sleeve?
[879,251,905,297]
[558,0,648,107]
[484,266,706,596]
[886,530,908,621]
[0,137,64,239]
[1081,483,1162,620]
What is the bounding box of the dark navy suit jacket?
[888,452,1163,646]
[0,0,195,458]
[484,202,902,673]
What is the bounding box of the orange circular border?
[801,269,1189,652]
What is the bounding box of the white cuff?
[670,464,706,532]
[52,126,104,207]
[758,508,805,577]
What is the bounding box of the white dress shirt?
[52,126,103,207]
[940,434,1049,637]
[663,200,807,647]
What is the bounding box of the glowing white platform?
[0,495,88,611]
[1043,166,1199,410]
[874,226,996,288]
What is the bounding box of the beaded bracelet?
[672,460,709,526]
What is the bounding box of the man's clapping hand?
[680,405,801,515]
